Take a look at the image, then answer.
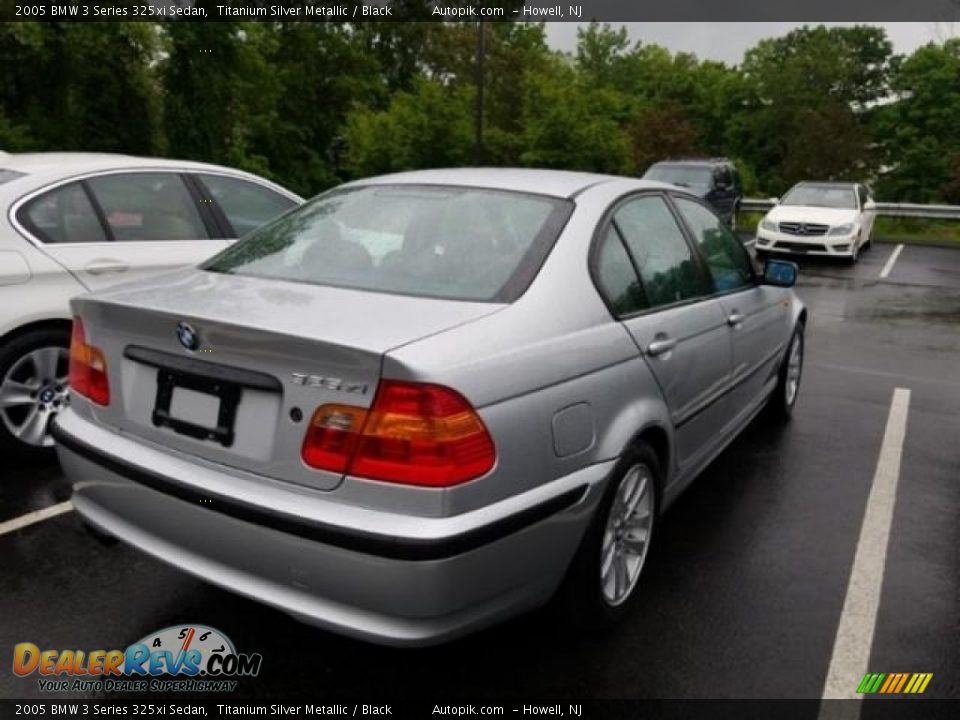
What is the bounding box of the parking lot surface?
[1,240,958,700]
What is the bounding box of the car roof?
[793,181,858,188]
[650,158,731,168]
[0,152,302,201]
[0,152,253,175]
[340,167,652,199]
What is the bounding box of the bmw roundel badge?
[176,321,199,351]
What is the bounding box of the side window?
[20,182,107,244]
[595,227,646,316]
[196,174,297,237]
[673,197,754,293]
[86,173,208,242]
[613,195,710,308]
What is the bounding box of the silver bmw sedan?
[54,168,806,646]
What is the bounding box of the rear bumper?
[53,410,608,646]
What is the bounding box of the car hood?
[766,205,858,226]
[77,267,505,355]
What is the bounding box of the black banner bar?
[2,0,960,22]
[2,700,960,720]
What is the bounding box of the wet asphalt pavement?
[1,240,958,701]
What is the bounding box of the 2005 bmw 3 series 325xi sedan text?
[54,169,806,646]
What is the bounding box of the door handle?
[85,260,128,276]
[646,338,677,357]
[727,312,745,327]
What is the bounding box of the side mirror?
[864,199,876,209]
[768,197,780,205]
[763,259,798,288]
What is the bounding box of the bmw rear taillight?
[68,318,110,406]
[301,380,496,487]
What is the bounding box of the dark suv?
[643,158,742,228]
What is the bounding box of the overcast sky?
[544,23,953,64]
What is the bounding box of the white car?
[0,153,302,457]
[755,182,876,264]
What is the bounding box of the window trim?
[588,189,718,321]
[9,167,299,249]
[667,192,759,299]
[16,180,111,246]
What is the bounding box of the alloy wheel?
[0,346,70,448]
[600,463,655,606]
[785,332,803,407]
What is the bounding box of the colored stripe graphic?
[857,672,932,694]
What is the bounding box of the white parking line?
[820,387,911,702]
[0,501,73,536]
[878,244,904,280]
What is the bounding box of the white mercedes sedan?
[755,182,877,264]
[0,153,302,457]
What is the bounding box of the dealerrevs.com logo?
[13,625,262,693]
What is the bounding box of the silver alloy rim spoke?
[15,406,47,445]
[34,346,61,381]
[786,335,803,405]
[0,380,36,409]
[600,464,655,606]
[1,346,69,448]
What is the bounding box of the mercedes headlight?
[760,218,777,232]
[828,223,855,236]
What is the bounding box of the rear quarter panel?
[380,180,676,514]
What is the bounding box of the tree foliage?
[0,21,956,202]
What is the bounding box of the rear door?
[672,195,786,419]
[593,193,734,471]
[18,171,228,292]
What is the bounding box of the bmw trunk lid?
[71,268,503,491]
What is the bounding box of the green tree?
[873,40,960,202]
[734,25,894,194]
[342,77,474,177]
[0,22,161,154]
[520,58,631,174]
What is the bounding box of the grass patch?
[872,217,960,247]
[735,211,960,247]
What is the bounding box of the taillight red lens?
[301,380,496,487]
[68,318,110,406]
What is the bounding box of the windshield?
[204,185,571,302]
[0,169,25,185]
[781,185,857,209]
[644,165,713,190]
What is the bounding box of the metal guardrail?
[741,198,960,220]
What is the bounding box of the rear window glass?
[204,185,571,302]
[643,165,713,191]
[0,169,25,185]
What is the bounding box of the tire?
[767,323,804,420]
[555,442,660,628]
[0,326,71,460]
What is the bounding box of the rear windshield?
[781,185,857,209]
[0,169,25,185]
[204,185,572,302]
[643,165,712,190]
